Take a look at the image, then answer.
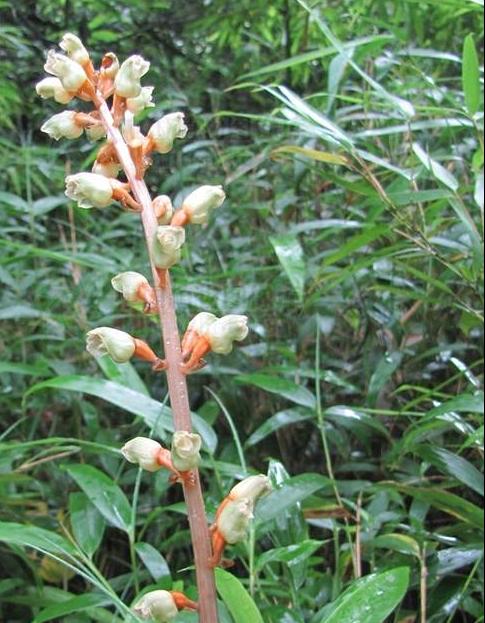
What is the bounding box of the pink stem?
[97,101,219,623]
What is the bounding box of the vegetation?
[0,1,483,622]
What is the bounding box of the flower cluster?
[37,33,256,621]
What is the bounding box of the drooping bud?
[121,437,163,472]
[174,185,226,226]
[171,432,202,472]
[230,475,272,504]
[153,226,186,270]
[181,312,218,359]
[86,327,136,363]
[92,160,121,178]
[59,33,89,66]
[41,111,84,140]
[218,498,254,545]
[111,271,153,304]
[114,55,150,98]
[133,590,197,622]
[35,77,73,104]
[100,52,119,79]
[207,315,249,354]
[147,113,188,154]
[44,49,88,93]
[86,124,107,142]
[153,195,174,225]
[65,172,119,209]
[126,86,155,114]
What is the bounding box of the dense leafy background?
[0,0,483,622]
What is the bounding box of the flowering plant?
[36,34,271,622]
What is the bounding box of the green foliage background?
[0,0,483,622]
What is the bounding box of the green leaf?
[65,464,132,533]
[235,373,316,409]
[215,568,263,623]
[368,352,403,407]
[269,233,306,301]
[387,484,484,530]
[0,522,77,557]
[415,445,484,496]
[271,145,349,166]
[246,409,313,447]
[412,143,459,192]
[256,540,324,571]
[33,593,109,623]
[0,361,50,376]
[319,567,410,623]
[25,375,217,453]
[371,534,421,558]
[256,473,330,525]
[69,492,106,558]
[135,542,171,582]
[463,34,481,116]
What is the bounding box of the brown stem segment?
[96,99,219,623]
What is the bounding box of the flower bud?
[153,195,174,225]
[111,271,150,302]
[218,498,254,545]
[121,437,163,472]
[35,77,73,104]
[86,327,136,363]
[65,172,118,209]
[181,185,226,225]
[207,315,249,355]
[230,475,272,504]
[59,33,89,66]
[126,86,155,114]
[44,49,87,92]
[100,52,119,79]
[92,160,121,178]
[114,55,150,98]
[171,432,202,472]
[148,113,188,154]
[41,111,83,141]
[153,226,186,270]
[133,590,178,621]
[86,124,107,142]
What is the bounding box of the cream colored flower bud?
[171,432,202,472]
[44,49,87,92]
[181,185,226,225]
[35,77,73,104]
[153,195,174,225]
[114,55,150,98]
[65,172,117,209]
[41,111,83,141]
[148,113,188,154]
[101,52,119,78]
[218,498,254,545]
[207,315,249,355]
[126,86,155,114]
[230,475,272,504]
[122,111,145,148]
[187,312,218,335]
[60,33,89,65]
[153,226,186,269]
[121,437,163,472]
[111,271,149,302]
[92,160,121,178]
[133,591,178,622]
[86,124,107,142]
[86,327,136,363]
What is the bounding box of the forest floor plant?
[36,33,271,623]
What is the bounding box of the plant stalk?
[97,101,219,623]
